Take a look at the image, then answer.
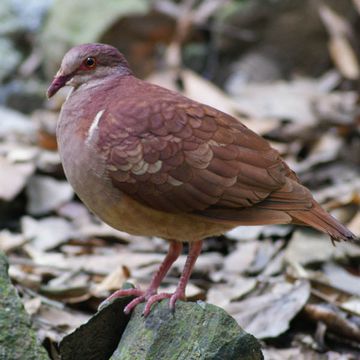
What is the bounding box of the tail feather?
[290,201,359,244]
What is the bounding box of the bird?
[47,43,358,317]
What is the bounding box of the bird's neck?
[57,73,134,144]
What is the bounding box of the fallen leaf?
[223,241,258,274]
[304,303,360,342]
[323,263,360,297]
[26,175,74,215]
[0,229,26,252]
[246,239,284,275]
[22,216,76,251]
[0,156,34,201]
[207,277,257,308]
[0,106,36,140]
[285,230,335,265]
[24,297,42,316]
[342,297,360,316]
[225,279,310,338]
[92,266,129,295]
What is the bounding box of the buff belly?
[71,174,233,242]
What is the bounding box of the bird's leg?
[143,240,203,316]
[100,241,183,313]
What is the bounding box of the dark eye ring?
[84,57,96,68]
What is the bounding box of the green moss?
[0,252,49,360]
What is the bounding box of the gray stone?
[59,291,263,360]
[112,300,263,360]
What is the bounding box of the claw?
[98,288,144,311]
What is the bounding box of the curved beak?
[46,72,74,98]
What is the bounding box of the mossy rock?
[0,251,49,360]
[111,300,263,360]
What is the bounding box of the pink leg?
[100,241,182,313]
[143,240,203,316]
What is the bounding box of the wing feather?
[98,86,295,215]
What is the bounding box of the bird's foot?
[98,288,145,311]
[143,290,185,317]
[101,287,185,316]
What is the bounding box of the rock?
[59,294,263,360]
[112,301,263,360]
[0,251,49,359]
[59,294,135,360]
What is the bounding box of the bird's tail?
[290,201,358,244]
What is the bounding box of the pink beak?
[47,73,73,98]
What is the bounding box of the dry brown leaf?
[247,239,284,275]
[228,79,326,125]
[23,297,42,316]
[26,175,74,215]
[323,263,360,297]
[342,297,360,317]
[0,229,26,253]
[0,156,34,201]
[329,37,360,80]
[8,264,42,289]
[0,106,36,140]
[174,252,223,275]
[262,347,350,360]
[22,216,76,251]
[92,266,129,295]
[225,279,310,339]
[159,282,204,301]
[223,241,258,274]
[262,249,285,277]
[304,303,360,343]
[319,3,360,79]
[35,304,90,333]
[206,277,257,308]
[285,230,335,265]
[347,211,360,236]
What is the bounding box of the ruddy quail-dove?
[47,43,358,316]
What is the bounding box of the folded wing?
[100,93,299,215]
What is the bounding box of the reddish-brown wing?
[98,86,292,214]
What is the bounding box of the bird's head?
[47,43,132,98]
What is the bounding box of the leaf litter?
[0,1,360,359]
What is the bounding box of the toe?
[98,288,144,311]
[143,293,172,317]
[169,291,185,311]
[124,295,146,314]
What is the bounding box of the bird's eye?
[83,57,96,68]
